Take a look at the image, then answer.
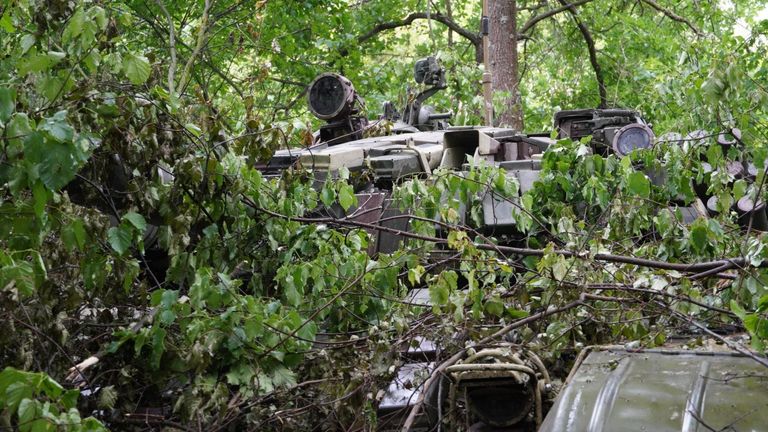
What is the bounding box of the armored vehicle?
[257,57,714,254]
[257,58,768,431]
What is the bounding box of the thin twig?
[178,0,213,93]
[639,0,704,36]
[154,0,177,97]
[518,0,596,34]
[246,202,758,274]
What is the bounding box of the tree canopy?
[2,0,768,430]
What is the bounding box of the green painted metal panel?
[540,348,768,432]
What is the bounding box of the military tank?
[256,57,715,255]
[257,58,768,432]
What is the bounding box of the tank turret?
[255,59,718,252]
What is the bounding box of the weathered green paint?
[540,348,768,432]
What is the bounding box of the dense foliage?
[2,0,768,430]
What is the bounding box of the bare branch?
[130,5,244,99]
[357,12,480,47]
[154,0,177,97]
[639,0,704,36]
[558,0,607,108]
[245,201,758,275]
[518,0,596,35]
[519,1,550,12]
[178,0,213,93]
[269,77,307,88]
[668,306,768,368]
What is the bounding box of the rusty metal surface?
[539,348,768,432]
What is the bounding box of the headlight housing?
[612,123,655,156]
[307,73,356,121]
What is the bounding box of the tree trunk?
[489,0,523,130]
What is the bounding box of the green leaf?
[744,314,761,335]
[39,375,63,399]
[429,282,449,307]
[244,315,263,339]
[38,111,74,143]
[296,320,317,342]
[270,365,297,388]
[17,398,37,431]
[7,113,32,154]
[122,259,140,292]
[5,381,33,412]
[107,226,132,255]
[62,8,85,44]
[0,262,36,297]
[731,300,747,320]
[408,265,424,286]
[184,123,202,137]
[32,181,48,219]
[551,256,568,281]
[160,289,178,309]
[627,171,650,198]
[189,269,213,309]
[338,166,350,180]
[484,299,504,317]
[62,218,87,252]
[0,87,15,123]
[150,327,166,369]
[226,363,256,386]
[36,74,64,102]
[506,308,529,319]
[60,389,79,410]
[97,385,117,410]
[257,372,274,393]
[123,212,147,232]
[284,280,301,307]
[123,53,151,85]
[733,180,747,201]
[0,10,14,32]
[338,183,356,211]
[706,140,723,165]
[447,230,468,249]
[91,6,108,30]
[690,224,708,252]
[20,34,35,54]
[0,367,25,396]
[38,143,80,190]
[83,50,101,73]
[320,183,335,207]
[19,51,65,75]
[29,418,53,432]
[158,309,176,325]
[31,252,47,287]
[429,271,457,308]
[757,294,768,313]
